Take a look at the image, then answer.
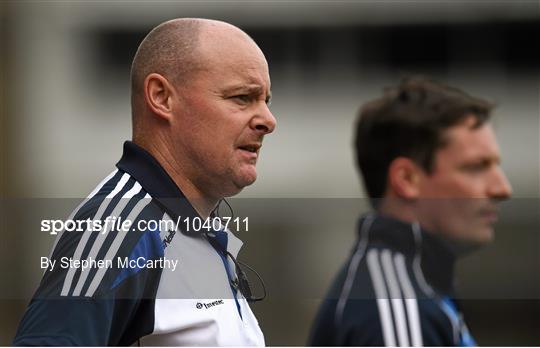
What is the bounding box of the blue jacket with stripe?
[309,214,476,347]
[13,141,264,346]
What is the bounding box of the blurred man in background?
[310,77,511,346]
[14,18,275,346]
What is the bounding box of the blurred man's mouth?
[478,206,499,224]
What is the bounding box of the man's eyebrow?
[224,84,269,95]
[459,154,502,167]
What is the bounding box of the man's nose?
[251,103,276,135]
[488,167,512,200]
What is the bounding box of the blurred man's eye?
[462,160,491,172]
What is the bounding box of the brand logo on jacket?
[196,300,225,309]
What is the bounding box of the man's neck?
[378,197,473,256]
[378,198,418,225]
[134,139,218,218]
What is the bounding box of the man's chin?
[236,174,257,189]
[222,171,257,197]
[476,228,495,245]
[236,167,258,186]
[449,228,494,255]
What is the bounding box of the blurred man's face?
[417,116,512,246]
[170,27,276,199]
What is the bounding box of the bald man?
[14,19,275,346]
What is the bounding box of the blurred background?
[1,0,539,345]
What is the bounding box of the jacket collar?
[359,213,457,295]
[116,141,244,256]
[116,141,203,237]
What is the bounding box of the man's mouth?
[478,206,500,223]
[238,144,261,154]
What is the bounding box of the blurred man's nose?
[488,167,512,200]
[252,103,276,135]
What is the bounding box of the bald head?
[128,18,274,210]
[130,19,259,118]
[131,19,202,105]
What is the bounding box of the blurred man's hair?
[355,77,494,208]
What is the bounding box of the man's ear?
[387,157,423,199]
[144,73,176,121]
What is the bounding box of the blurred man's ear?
[387,157,422,199]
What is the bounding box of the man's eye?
[462,161,490,172]
[233,95,250,103]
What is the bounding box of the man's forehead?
[205,47,268,74]
[202,55,271,91]
[190,26,270,89]
[439,121,500,159]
